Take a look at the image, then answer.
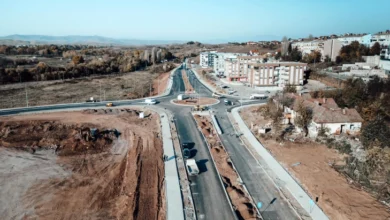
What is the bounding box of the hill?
[0,35,185,46]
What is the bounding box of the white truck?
[250,94,267,100]
[185,159,199,176]
[145,98,157,105]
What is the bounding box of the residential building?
[323,39,343,62]
[370,33,390,46]
[337,34,371,47]
[224,55,265,82]
[276,93,363,138]
[247,62,307,87]
[200,51,217,68]
[291,40,324,56]
[213,52,245,75]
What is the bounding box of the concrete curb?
[209,113,262,219]
[190,113,239,220]
[169,99,220,107]
[230,104,329,220]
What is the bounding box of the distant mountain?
[0,35,185,46]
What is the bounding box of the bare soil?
[181,69,194,93]
[0,70,170,109]
[0,109,165,220]
[193,114,259,220]
[240,106,390,220]
[173,97,218,106]
[152,71,171,96]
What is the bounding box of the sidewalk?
[231,105,329,220]
[157,110,185,220]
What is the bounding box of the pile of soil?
[194,114,259,220]
[0,120,117,156]
[0,110,165,220]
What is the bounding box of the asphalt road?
[185,68,300,220]
[0,67,237,220]
[0,66,301,220]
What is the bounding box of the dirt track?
[194,114,259,220]
[181,70,194,92]
[0,109,165,220]
[240,106,390,220]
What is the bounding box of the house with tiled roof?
[276,93,364,137]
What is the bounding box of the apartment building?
[371,33,390,46]
[337,34,371,47]
[247,62,307,87]
[224,55,265,82]
[291,40,324,55]
[323,39,343,62]
[213,52,245,75]
[200,51,218,68]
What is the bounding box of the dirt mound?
[0,120,117,156]
[194,115,259,219]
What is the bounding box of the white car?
[145,98,157,105]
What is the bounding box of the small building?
[275,93,364,138]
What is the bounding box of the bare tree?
[281,36,289,56]
[308,34,314,40]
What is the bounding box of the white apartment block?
[248,62,306,87]
[371,34,390,47]
[291,40,325,56]
[337,34,372,47]
[213,52,245,75]
[200,51,217,68]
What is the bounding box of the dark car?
[183,148,191,159]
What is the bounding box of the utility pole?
[99,81,102,102]
[25,85,29,107]
[150,83,152,96]
[158,77,160,95]
[104,90,106,101]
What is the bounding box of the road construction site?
[0,109,165,220]
[193,114,260,220]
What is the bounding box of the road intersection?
[0,65,303,220]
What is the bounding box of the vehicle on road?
[224,99,232,106]
[106,102,114,107]
[227,90,236,95]
[183,148,191,159]
[86,97,97,103]
[250,94,267,100]
[186,159,199,176]
[145,98,157,105]
[192,105,207,111]
[265,91,270,94]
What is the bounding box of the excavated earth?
[0,108,165,220]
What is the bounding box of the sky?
[0,0,389,42]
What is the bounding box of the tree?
[295,101,313,136]
[283,84,297,93]
[361,117,390,149]
[324,55,331,63]
[72,55,84,65]
[281,36,289,56]
[370,42,381,55]
[275,52,281,60]
[308,34,314,40]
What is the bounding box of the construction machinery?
[106,102,114,107]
